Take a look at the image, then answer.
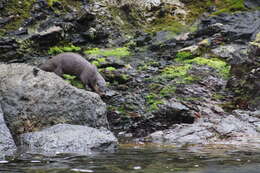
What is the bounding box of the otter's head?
[38,61,56,72]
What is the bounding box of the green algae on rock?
[175,51,194,61]
[63,74,85,89]
[48,45,81,55]
[159,85,177,98]
[105,67,117,71]
[91,58,106,67]
[145,93,164,111]
[184,57,230,79]
[145,18,186,34]
[0,0,82,36]
[156,64,199,84]
[46,0,60,6]
[185,0,247,22]
[0,0,36,35]
[85,47,130,57]
[212,0,247,15]
[162,65,192,80]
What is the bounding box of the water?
[1,144,260,173]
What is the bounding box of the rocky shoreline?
[0,0,259,157]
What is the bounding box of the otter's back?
[52,53,96,77]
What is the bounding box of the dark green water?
[1,144,260,173]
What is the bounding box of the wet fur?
[39,52,106,95]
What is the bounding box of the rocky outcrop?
[0,0,190,63]
[105,10,260,141]
[0,63,107,138]
[0,0,111,62]
[0,105,17,158]
[20,124,118,155]
[146,109,260,146]
[0,0,259,150]
[142,11,260,144]
[182,10,260,110]
[131,11,260,144]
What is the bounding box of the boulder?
[153,100,195,126]
[20,124,118,155]
[0,104,16,158]
[0,63,107,137]
[147,110,260,146]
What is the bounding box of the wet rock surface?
[0,63,107,139]
[20,124,118,155]
[147,109,260,146]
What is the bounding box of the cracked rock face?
[0,104,16,158]
[0,63,108,138]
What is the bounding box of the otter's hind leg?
[79,73,91,90]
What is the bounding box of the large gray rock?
[0,104,17,157]
[20,124,118,155]
[212,44,248,64]
[147,106,260,146]
[0,63,107,136]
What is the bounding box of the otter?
[39,52,106,96]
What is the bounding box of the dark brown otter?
[39,52,106,95]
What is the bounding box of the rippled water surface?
[1,144,260,173]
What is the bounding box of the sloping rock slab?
[197,11,260,42]
[147,110,260,147]
[20,124,118,155]
[0,63,107,136]
[0,104,16,158]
